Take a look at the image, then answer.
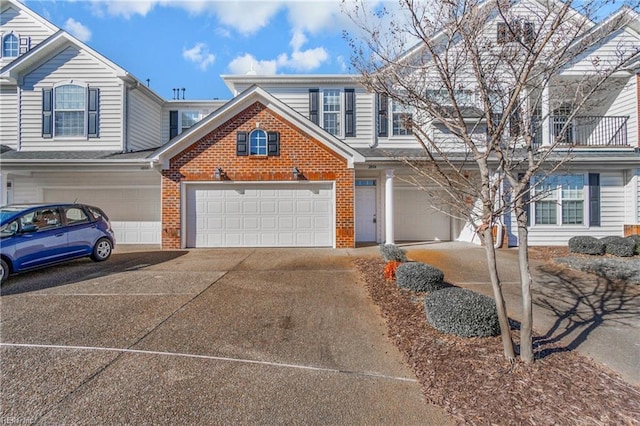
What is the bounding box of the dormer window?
[2,33,19,57]
[249,129,267,155]
[497,21,535,44]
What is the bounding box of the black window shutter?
[589,173,600,226]
[344,88,355,137]
[87,88,99,138]
[236,131,248,156]
[309,89,319,125]
[169,110,178,139]
[377,93,388,137]
[42,88,53,138]
[267,132,280,156]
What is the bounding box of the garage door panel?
[187,183,334,247]
[394,188,451,241]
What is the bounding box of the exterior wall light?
[292,167,300,180]
[214,167,223,180]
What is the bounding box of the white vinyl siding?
[21,46,123,151]
[526,171,626,245]
[127,87,162,151]
[561,28,640,75]
[9,171,161,244]
[0,4,56,67]
[0,85,18,149]
[160,101,223,143]
[604,76,637,149]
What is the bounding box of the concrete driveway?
[0,247,453,425]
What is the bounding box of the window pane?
[392,102,412,135]
[323,90,340,135]
[250,130,267,155]
[3,34,18,57]
[562,200,584,224]
[55,85,85,110]
[535,201,557,225]
[181,111,200,131]
[55,111,84,136]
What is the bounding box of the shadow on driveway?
[1,250,188,296]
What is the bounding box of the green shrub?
[396,262,445,292]
[625,235,640,255]
[601,236,636,257]
[424,287,500,337]
[568,236,605,255]
[379,244,408,262]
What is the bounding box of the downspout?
[122,83,128,153]
[17,85,22,151]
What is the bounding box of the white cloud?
[99,1,158,19]
[64,18,92,42]
[183,43,216,71]
[228,53,277,75]
[277,46,329,71]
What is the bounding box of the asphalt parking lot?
[0,246,453,425]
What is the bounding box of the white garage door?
[394,188,451,241]
[186,183,334,248]
[43,188,161,244]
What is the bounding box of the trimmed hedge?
[625,235,640,255]
[396,262,445,292]
[424,287,500,337]
[380,244,408,262]
[568,236,605,255]
[601,236,636,257]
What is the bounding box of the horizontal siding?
[11,170,160,204]
[0,5,57,68]
[21,46,124,151]
[127,88,162,151]
[160,103,221,143]
[526,171,626,245]
[565,29,639,74]
[0,85,18,149]
[605,76,637,148]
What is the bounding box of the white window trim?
[1,32,19,59]
[178,110,202,134]
[390,100,414,137]
[320,88,343,138]
[52,81,89,139]
[531,173,590,227]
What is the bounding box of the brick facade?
[161,102,355,249]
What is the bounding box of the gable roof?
[0,18,164,104]
[152,85,365,168]
[1,0,59,34]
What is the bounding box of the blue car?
[0,203,115,284]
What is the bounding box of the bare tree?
[343,0,640,363]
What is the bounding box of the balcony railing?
[533,115,629,147]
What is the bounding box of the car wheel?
[0,259,9,284]
[91,238,113,262]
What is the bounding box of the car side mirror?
[21,224,38,233]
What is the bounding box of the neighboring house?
[1,0,639,249]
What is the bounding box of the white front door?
[355,181,376,242]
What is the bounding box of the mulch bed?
[353,257,640,425]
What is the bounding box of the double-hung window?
[323,89,341,136]
[533,174,585,225]
[392,101,413,136]
[42,83,99,139]
[54,84,86,137]
[181,111,200,133]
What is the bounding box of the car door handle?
[55,233,64,237]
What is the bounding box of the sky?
[24,0,388,101]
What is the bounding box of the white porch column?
[541,83,551,146]
[385,169,395,245]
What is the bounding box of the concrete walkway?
[0,247,453,424]
[402,241,640,387]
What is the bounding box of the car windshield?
[0,207,26,224]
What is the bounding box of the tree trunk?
[517,210,534,363]
[482,227,516,361]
